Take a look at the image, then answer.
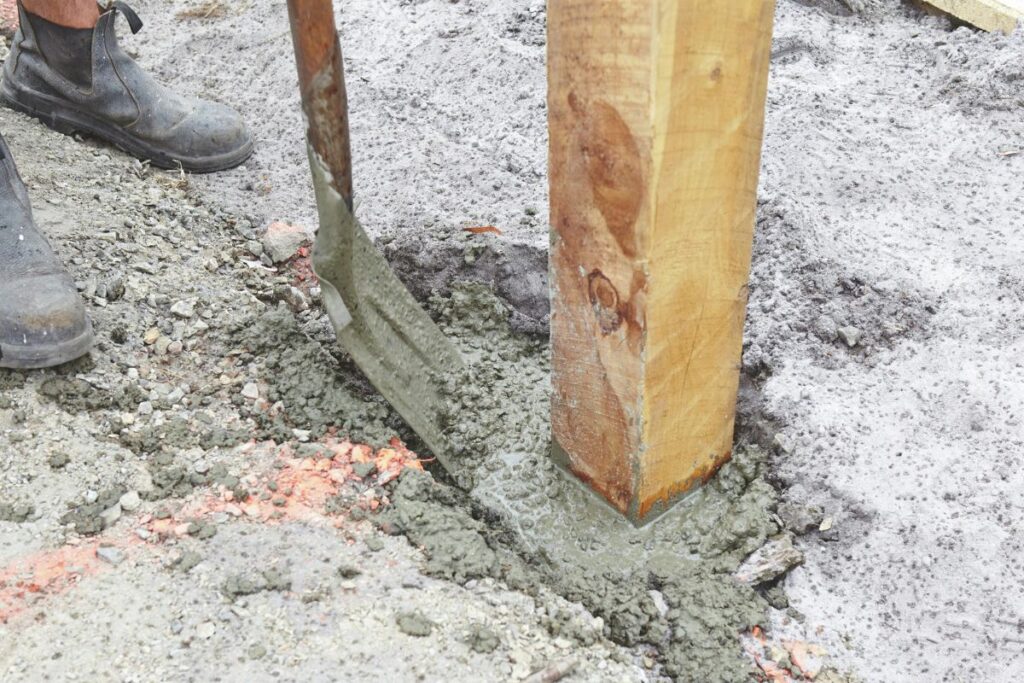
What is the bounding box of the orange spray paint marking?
[146,437,425,532]
[0,542,128,623]
[1,437,424,625]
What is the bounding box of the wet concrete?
[374,284,784,682]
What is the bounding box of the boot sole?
[0,320,95,370]
[0,81,254,174]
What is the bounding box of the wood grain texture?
[548,0,775,522]
[924,0,1024,32]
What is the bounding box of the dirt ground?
[2,0,1024,681]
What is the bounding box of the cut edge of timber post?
[548,0,777,524]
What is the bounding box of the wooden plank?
[548,0,775,522]
[924,0,1024,32]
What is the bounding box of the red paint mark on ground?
[150,437,424,534]
[289,247,318,290]
[0,435,423,624]
[0,541,130,623]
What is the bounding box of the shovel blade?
[308,151,463,467]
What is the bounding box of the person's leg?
[19,0,98,29]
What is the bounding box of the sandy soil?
[2,0,1024,681]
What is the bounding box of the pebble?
[170,301,195,319]
[119,490,142,512]
[143,327,160,345]
[47,452,70,469]
[196,622,216,639]
[138,401,154,416]
[777,502,824,535]
[837,326,863,348]
[96,546,126,566]
[395,611,434,637]
[193,459,211,474]
[262,221,311,263]
[241,383,260,400]
[734,534,804,585]
[245,240,264,257]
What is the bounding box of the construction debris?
[923,0,1024,32]
[735,535,805,585]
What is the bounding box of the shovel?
[286,0,464,465]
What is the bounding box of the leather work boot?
[1,2,253,173]
[0,133,93,369]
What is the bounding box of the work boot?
[1,1,253,173]
[0,134,93,369]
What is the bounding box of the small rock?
[648,589,669,617]
[777,502,825,535]
[396,610,433,637]
[241,383,260,400]
[143,327,160,345]
[772,433,794,454]
[119,490,142,512]
[196,622,216,639]
[138,401,154,416]
[262,221,311,263]
[177,551,203,573]
[48,452,70,469]
[170,301,195,319]
[96,546,126,566]
[734,534,804,585]
[365,536,384,552]
[104,274,125,302]
[337,565,362,579]
[155,336,172,355]
[352,462,377,480]
[245,240,264,257]
[276,285,309,312]
[837,326,863,348]
[167,340,184,355]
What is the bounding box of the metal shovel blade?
[288,0,463,465]
[309,154,463,464]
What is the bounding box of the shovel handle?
[287,0,354,209]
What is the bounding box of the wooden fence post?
[548,0,776,522]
